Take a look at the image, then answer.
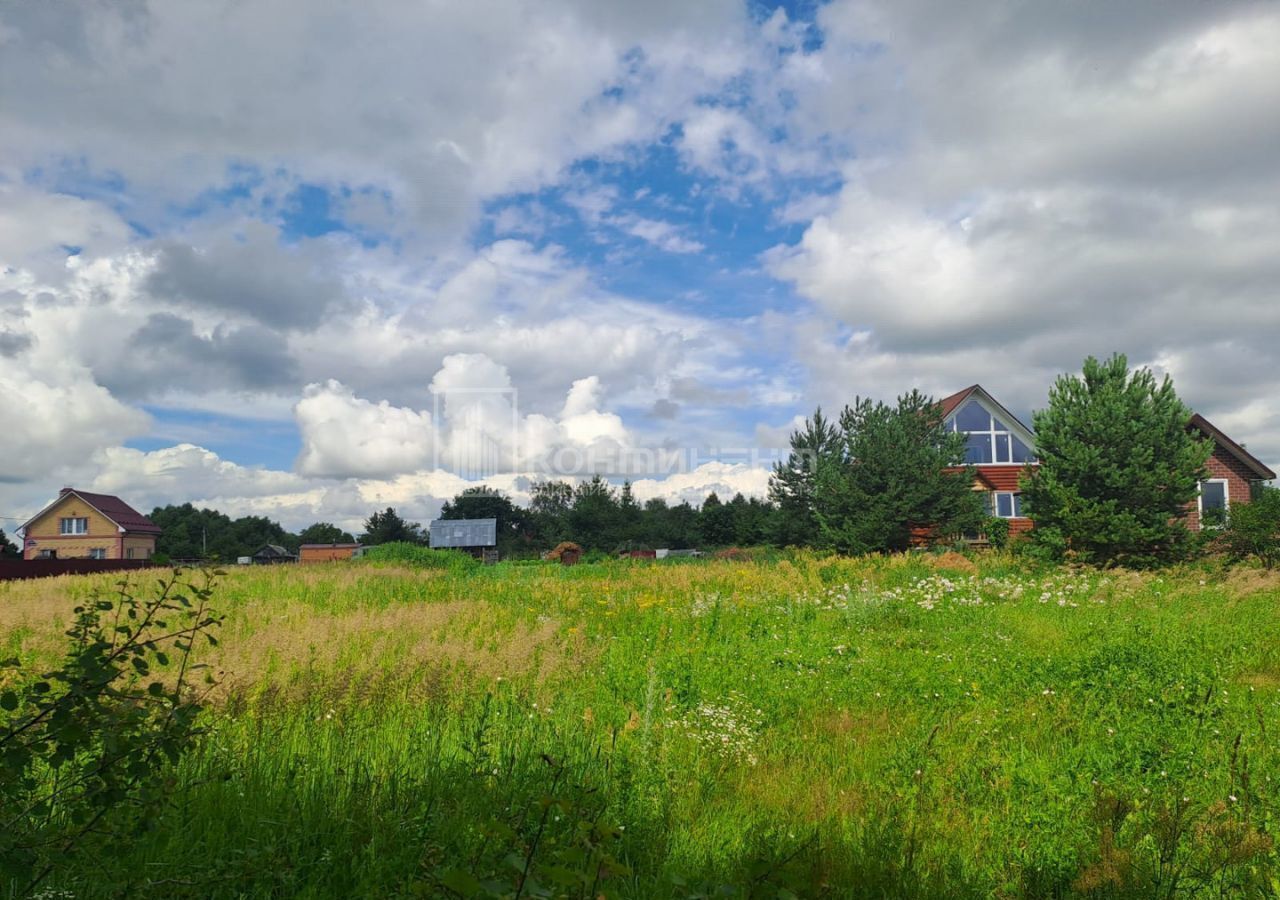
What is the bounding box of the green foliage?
[983,516,1011,550]
[1218,486,1280,569]
[0,529,20,559]
[1022,354,1212,567]
[768,407,840,547]
[0,569,222,893]
[298,522,356,544]
[359,541,480,572]
[360,507,425,545]
[812,390,984,553]
[149,503,300,560]
[6,558,1280,897]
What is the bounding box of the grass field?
[3,552,1279,898]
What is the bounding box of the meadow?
[2,552,1279,898]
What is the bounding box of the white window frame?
[993,491,1023,519]
[88,548,107,560]
[60,517,89,535]
[1197,478,1230,529]
[949,399,1036,465]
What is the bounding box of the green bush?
[1,569,222,893]
[359,542,480,573]
[1219,487,1280,569]
[983,516,1010,550]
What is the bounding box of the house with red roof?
[19,488,160,561]
[939,385,1040,538]
[939,386,1276,540]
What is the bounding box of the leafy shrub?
[983,516,1010,550]
[1218,487,1280,569]
[359,542,480,573]
[0,569,222,893]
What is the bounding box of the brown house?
[299,543,362,563]
[20,488,160,560]
[1184,414,1276,530]
[939,386,1276,538]
[939,385,1039,538]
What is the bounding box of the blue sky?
[2,0,1278,530]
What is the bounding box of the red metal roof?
[62,489,161,534]
[938,385,979,418]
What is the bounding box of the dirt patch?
[929,551,978,574]
[1222,567,1280,600]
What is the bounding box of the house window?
[60,517,89,535]
[1198,479,1229,528]
[949,400,1036,464]
[993,492,1023,519]
[37,549,56,560]
[88,548,107,560]
[126,548,134,559]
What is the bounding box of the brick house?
[19,488,160,560]
[299,543,363,563]
[939,386,1276,538]
[1184,414,1276,530]
[940,385,1039,538]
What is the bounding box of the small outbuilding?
[299,543,363,563]
[251,544,297,565]
[428,517,498,563]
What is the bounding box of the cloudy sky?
[2,0,1278,533]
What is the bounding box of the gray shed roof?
[429,517,497,548]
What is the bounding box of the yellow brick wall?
[28,538,119,559]
[122,536,157,560]
[24,495,122,559]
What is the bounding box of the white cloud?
[766,0,1280,470]
[294,381,437,479]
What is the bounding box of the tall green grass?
[3,553,1278,897]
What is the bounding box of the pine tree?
[813,391,982,554]
[768,408,841,546]
[360,508,424,545]
[1022,354,1212,566]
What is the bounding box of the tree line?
[136,353,1276,567]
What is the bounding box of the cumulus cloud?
[145,222,350,330]
[766,0,1280,468]
[294,381,437,479]
[0,365,148,482]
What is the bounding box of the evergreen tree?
[768,408,841,546]
[568,476,620,550]
[698,492,736,546]
[616,482,643,547]
[0,528,20,559]
[813,390,983,554]
[530,480,574,547]
[360,508,424,545]
[298,522,356,544]
[663,501,700,549]
[1022,354,1212,566]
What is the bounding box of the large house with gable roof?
[19,488,160,561]
[939,385,1275,539]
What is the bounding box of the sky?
[2,0,1279,534]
